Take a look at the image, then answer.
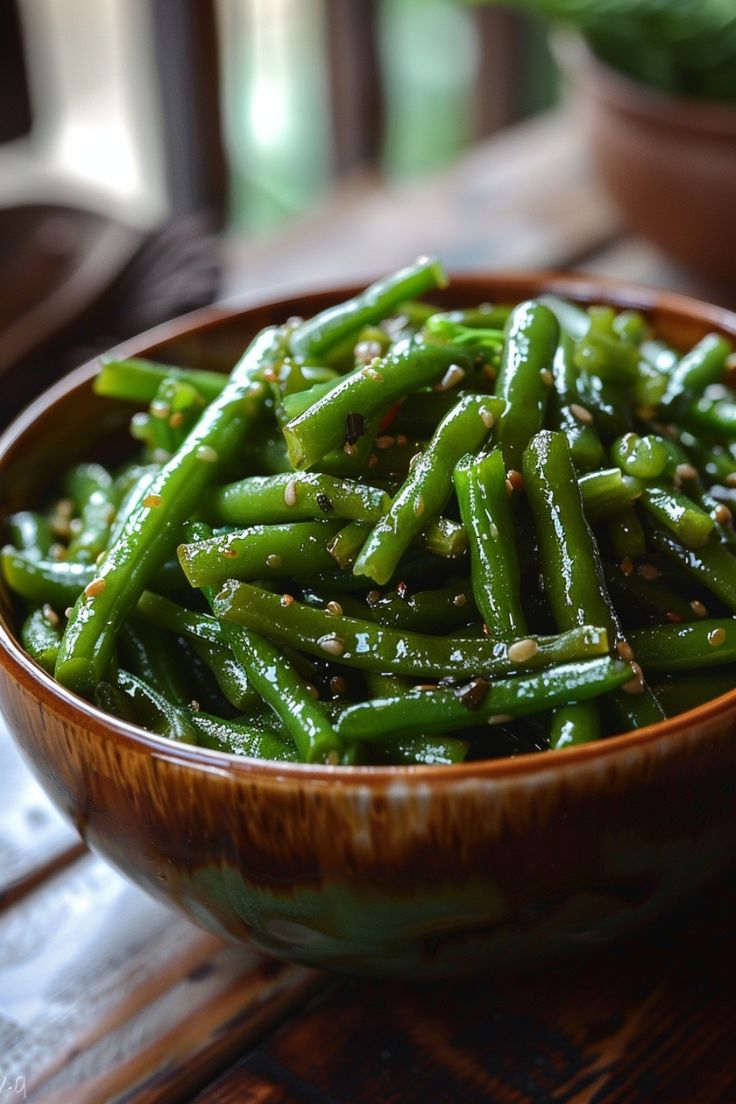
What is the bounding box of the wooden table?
[2,109,735,1104]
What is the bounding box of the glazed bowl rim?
[1,269,735,786]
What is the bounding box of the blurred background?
[0,0,734,419]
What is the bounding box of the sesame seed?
[103,505,116,524]
[143,493,162,509]
[64,606,74,619]
[415,683,438,692]
[329,675,348,696]
[84,577,106,598]
[42,603,59,627]
[479,408,495,430]
[169,411,185,429]
[262,367,279,383]
[280,593,294,607]
[436,364,465,391]
[570,403,593,425]
[713,503,732,526]
[506,469,524,491]
[343,442,357,458]
[414,494,425,518]
[489,522,499,540]
[326,600,343,616]
[152,448,171,464]
[221,547,238,558]
[690,600,708,618]
[49,543,66,561]
[452,593,467,607]
[666,612,683,623]
[620,557,634,576]
[486,713,514,726]
[266,553,283,569]
[284,479,298,507]
[326,750,340,766]
[540,368,553,386]
[56,498,74,518]
[305,683,320,700]
[367,454,379,468]
[376,435,395,450]
[675,463,698,482]
[151,401,170,420]
[318,634,345,656]
[366,590,381,605]
[196,445,218,463]
[355,340,383,364]
[708,627,727,647]
[190,699,201,712]
[638,563,661,581]
[616,641,635,662]
[361,366,384,382]
[508,638,539,664]
[622,662,645,694]
[396,433,408,446]
[483,364,497,382]
[69,518,83,536]
[726,474,736,488]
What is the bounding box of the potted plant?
[473,1,736,282]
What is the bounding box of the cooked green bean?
[7,512,54,559]
[630,620,736,671]
[494,300,558,470]
[354,394,501,585]
[214,579,608,678]
[210,473,390,527]
[21,607,62,673]
[659,333,732,416]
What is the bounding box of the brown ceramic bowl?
[558,36,736,284]
[1,274,735,979]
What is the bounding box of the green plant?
[471,1,736,101]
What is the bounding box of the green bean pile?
[3,259,736,765]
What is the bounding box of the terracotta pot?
[1,274,735,978]
[558,36,736,284]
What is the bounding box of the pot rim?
[2,270,736,787]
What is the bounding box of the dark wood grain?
[197,875,736,1104]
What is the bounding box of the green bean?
[335,658,630,740]
[603,563,699,625]
[55,326,281,697]
[367,581,477,633]
[640,486,715,549]
[423,316,504,355]
[687,393,736,438]
[630,620,736,671]
[288,256,447,359]
[574,306,639,383]
[551,332,605,471]
[188,711,298,761]
[494,300,559,470]
[421,516,468,559]
[188,637,258,712]
[549,701,601,749]
[66,465,119,565]
[20,607,62,673]
[611,433,669,480]
[424,305,512,331]
[579,468,643,521]
[651,669,736,717]
[209,472,390,527]
[137,590,225,647]
[659,333,732,416]
[178,519,344,588]
[613,309,649,345]
[522,430,664,728]
[354,394,500,585]
[119,620,190,706]
[578,374,632,440]
[214,579,609,678]
[367,733,470,766]
[7,512,53,559]
[1,548,93,607]
[96,357,228,405]
[603,508,647,563]
[110,669,197,744]
[283,341,478,470]
[453,448,527,637]
[538,295,589,341]
[106,465,160,548]
[649,527,736,612]
[325,520,371,569]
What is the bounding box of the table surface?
[2,108,735,1104]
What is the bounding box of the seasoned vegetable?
[3,260,734,765]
